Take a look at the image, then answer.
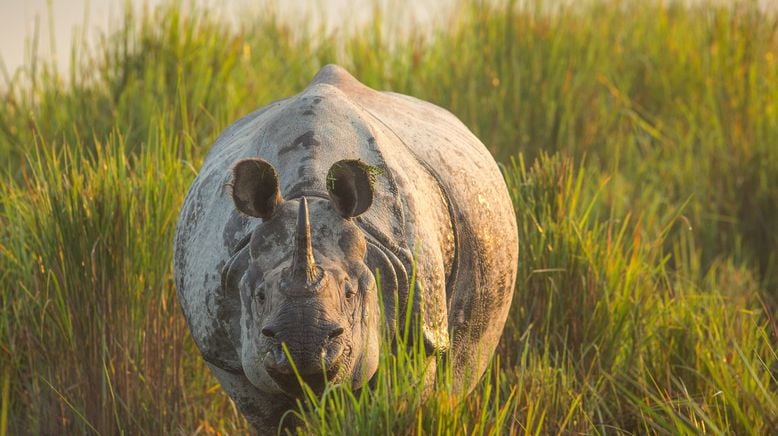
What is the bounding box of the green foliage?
[1,0,776,433]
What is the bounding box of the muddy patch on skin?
[279,131,320,155]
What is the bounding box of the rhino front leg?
[208,364,298,433]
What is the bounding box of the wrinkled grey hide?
[174,65,518,432]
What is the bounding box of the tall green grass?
[1,0,776,433]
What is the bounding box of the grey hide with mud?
[174,65,518,433]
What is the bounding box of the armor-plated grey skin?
[174,65,518,432]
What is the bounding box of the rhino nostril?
[261,326,276,338]
[328,327,344,340]
[265,347,292,375]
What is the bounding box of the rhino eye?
[344,280,355,299]
[256,286,266,303]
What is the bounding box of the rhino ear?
[230,158,283,219]
[326,159,382,218]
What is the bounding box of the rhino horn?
[291,197,319,284]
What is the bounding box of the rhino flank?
[174,65,518,432]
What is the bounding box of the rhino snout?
[261,323,346,393]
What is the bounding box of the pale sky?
[0,0,444,81]
[2,0,776,82]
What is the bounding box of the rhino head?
[224,158,382,396]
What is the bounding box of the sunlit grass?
[1,0,776,433]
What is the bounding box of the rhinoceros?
[174,64,518,431]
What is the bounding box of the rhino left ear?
[230,158,283,219]
[326,159,382,218]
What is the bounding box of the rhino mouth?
[266,354,346,396]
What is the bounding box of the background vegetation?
[1,0,776,433]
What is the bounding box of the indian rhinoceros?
[174,64,518,432]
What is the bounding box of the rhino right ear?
[326,159,381,218]
[230,158,283,219]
